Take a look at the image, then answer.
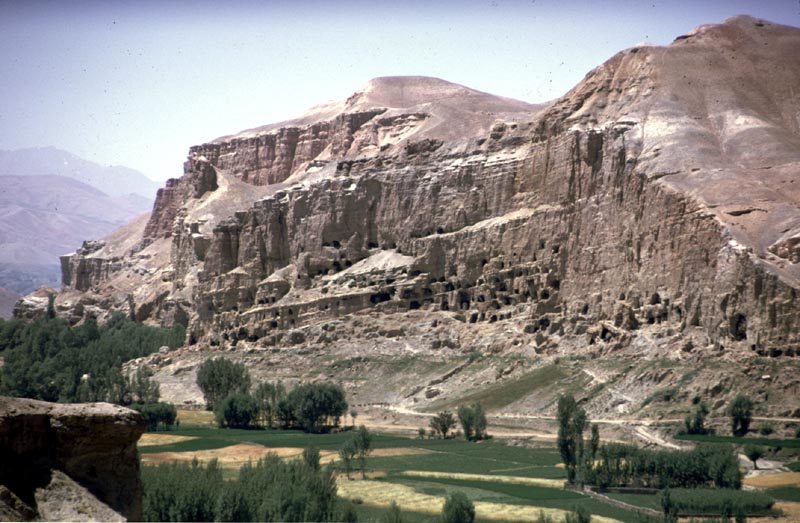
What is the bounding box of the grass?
[675,433,800,448]
[427,364,566,411]
[787,461,800,472]
[139,427,412,454]
[766,486,800,502]
[604,492,661,511]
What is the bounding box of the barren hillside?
[39,16,800,427]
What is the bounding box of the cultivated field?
[137,411,638,522]
[137,409,800,522]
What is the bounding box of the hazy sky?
[1,0,798,182]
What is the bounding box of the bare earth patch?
[750,502,800,523]
[141,444,340,468]
[176,409,215,427]
[743,472,800,488]
[138,434,198,447]
[141,443,271,468]
[399,470,564,488]
[336,479,620,523]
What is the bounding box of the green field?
[426,364,568,411]
[139,425,648,522]
[767,486,800,502]
[675,433,800,448]
[141,423,791,522]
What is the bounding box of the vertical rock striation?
[54,17,800,361]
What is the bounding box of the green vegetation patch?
[786,461,800,472]
[0,313,184,403]
[139,427,409,454]
[675,433,800,449]
[669,488,777,516]
[604,492,661,511]
[766,486,800,502]
[428,364,566,411]
[365,439,563,479]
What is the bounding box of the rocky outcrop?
[0,397,144,521]
[48,18,800,416]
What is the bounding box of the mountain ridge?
[0,147,162,199]
[40,15,800,423]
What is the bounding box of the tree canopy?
[0,313,183,404]
[196,358,251,411]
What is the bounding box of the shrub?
[382,500,405,523]
[441,491,475,523]
[758,423,774,436]
[564,505,592,523]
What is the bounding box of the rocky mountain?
[49,16,800,421]
[0,147,161,199]
[0,174,152,295]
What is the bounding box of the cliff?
[50,16,800,417]
[0,397,144,521]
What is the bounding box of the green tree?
[589,424,600,461]
[339,439,356,479]
[441,492,475,523]
[279,382,348,432]
[196,358,251,411]
[130,366,160,405]
[353,425,373,478]
[457,403,488,441]
[303,447,322,471]
[685,402,709,435]
[728,395,753,436]
[253,381,285,428]
[557,394,587,484]
[744,444,764,470]
[430,410,456,439]
[216,393,259,429]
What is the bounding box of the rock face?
[0,397,144,521]
[49,17,800,415]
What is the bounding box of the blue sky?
[1,0,798,182]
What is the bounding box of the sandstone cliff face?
[52,17,800,415]
[0,397,144,521]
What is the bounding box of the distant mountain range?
[0,148,157,299]
[0,147,161,199]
